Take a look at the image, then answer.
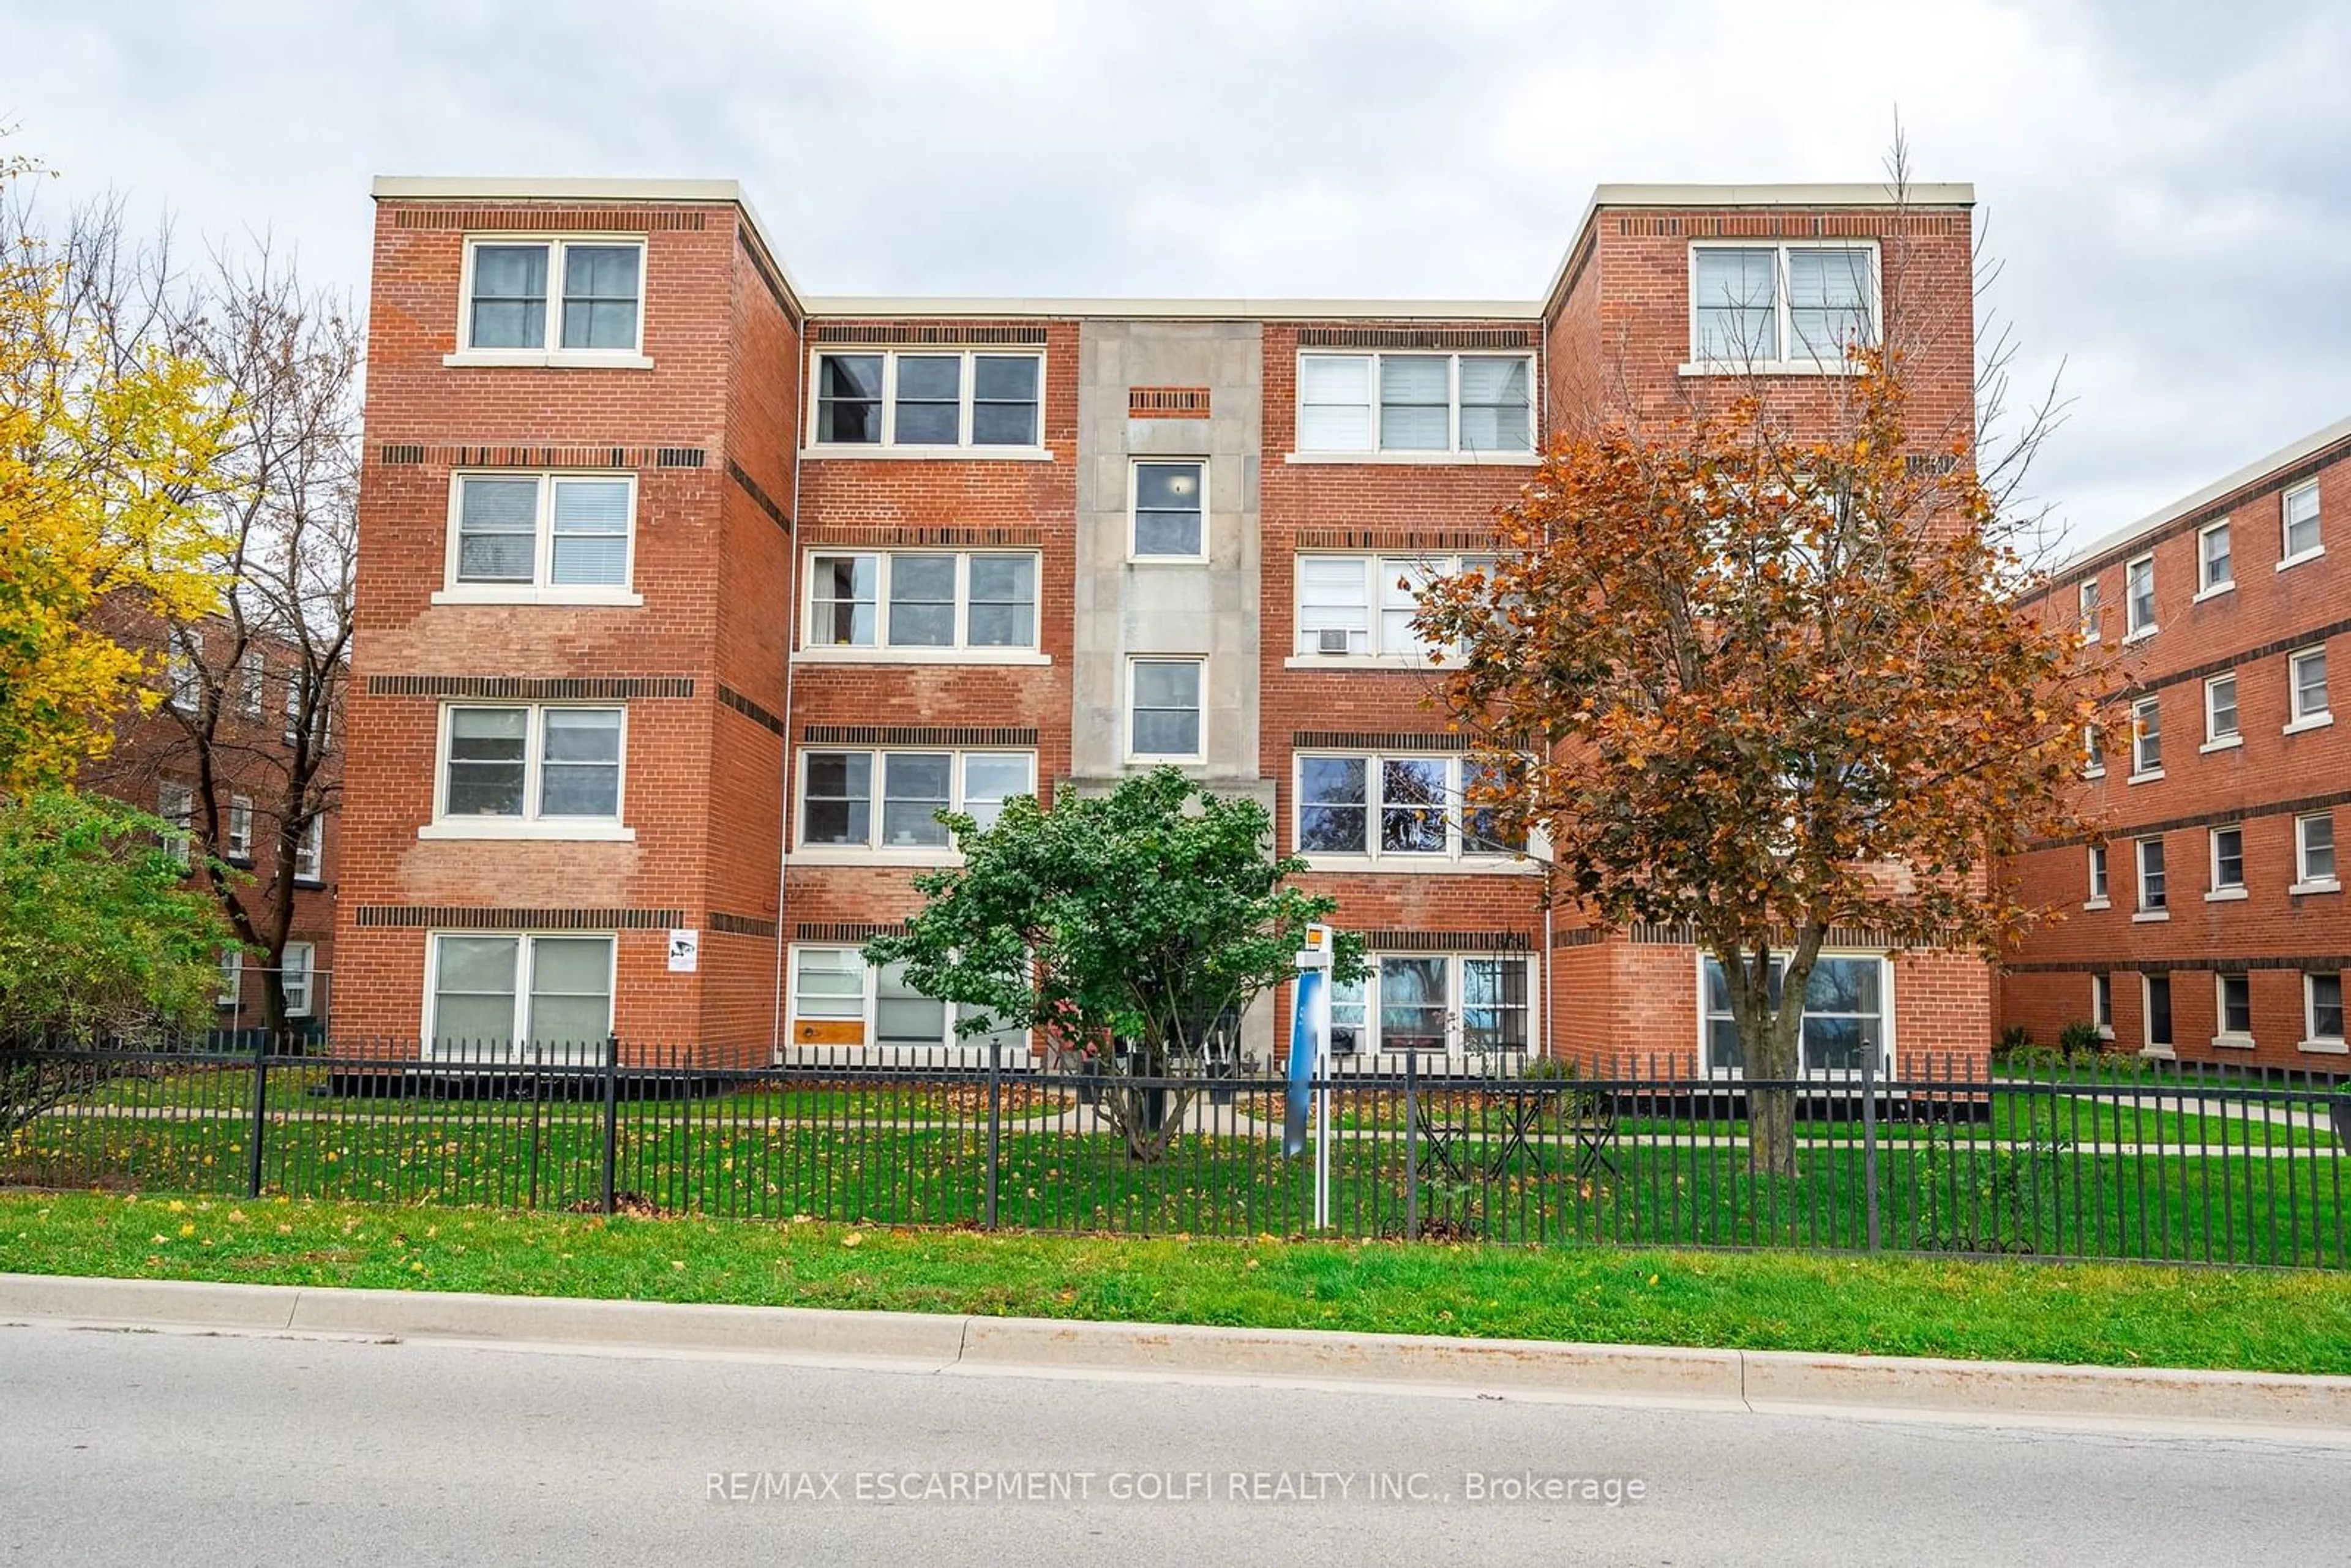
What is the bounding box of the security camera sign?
[667,929,700,973]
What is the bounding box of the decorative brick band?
[1613,212,1967,239]
[356,906,683,930]
[1294,530,1501,553]
[717,684,786,736]
[728,458,791,532]
[708,912,779,939]
[2006,955,2351,975]
[377,444,708,470]
[1292,730,1472,753]
[1299,326,1536,350]
[366,675,694,700]
[811,323,1049,346]
[1552,926,1611,950]
[1129,386,1211,419]
[390,207,708,234]
[1360,930,1532,953]
[2033,786,2351,852]
[803,724,1040,748]
[795,921,910,943]
[1625,923,1919,949]
[801,526,1047,547]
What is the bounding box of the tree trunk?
[1721,940,1809,1178]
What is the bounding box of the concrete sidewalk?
[4,1269,2347,1436]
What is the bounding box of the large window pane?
[1299,757,1367,853]
[2285,484,2322,559]
[893,355,962,445]
[877,961,948,1048]
[1462,759,1523,853]
[1134,462,1204,557]
[1378,560,1438,659]
[1131,661,1201,757]
[803,752,872,846]
[538,709,622,818]
[887,555,958,646]
[1787,248,1873,362]
[966,554,1036,647]
[1692,248,1777,363]
[1378,357,1449,451]
[810,554,877,646]
[971,356,1039,446]
[1457,358,1532,452]
[1297,555,1371,655]
[469,244,548,350]
[1462,958,1528,1052]
[433,936,519,1046]
[1379,759,1449,852]
[1329,974,1368,1054]
[960,753,1034,831]
[817,354,883,444]
[456,476,541,582]
[1378,958,1449,1051]
[527,936,613,1045]
[549,479,630,585]
[1298,356,1371,450]
[558,245,640,351]
[793,948,865,1020]
[880,752,953,847]
[446,708,528,816]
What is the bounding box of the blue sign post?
[1284,925,1335,1229]
[1284,966,1321,1160]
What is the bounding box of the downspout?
[769,340,807,1059]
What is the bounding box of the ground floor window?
[427,932,613,1057]
[1321,953,1529,1058]
[282,942,316,1019]
[786,945,1026,1056]
[1700,954,1891,1076]
[2143,973,2174,1051]
[2307,972,2345,1046]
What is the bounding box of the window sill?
[1676,360,1862,379]
[2096,1026,2115,1041]
[1282,451,1540,468]
[432,588,645,608]
[293,877,326,890]
[2131,910,2170,923]
[2297,1037,2350,1056]
[789,847,961,868]
[799,445,1056,463]
[2289,880,2341,897]
[417,821,636,842]
[2191,582,2235,604]
[2082,768,2106,781]
[2278,547,2325,573]
[442,350,654,370]
[1296,854,1539,876]
[2210,1032,2256,1051]
[2126,768,2165,786]
[2205,887,2248,902]
[2082,898,2110,911]
[2283,712,2334,736]
[1127,554,1212,567]
[2122,625,2159,645]
[1281,655,1446,673]
[2137,1045,2177,1060]
[2199,735,2242,754]
[792,647,1051,667]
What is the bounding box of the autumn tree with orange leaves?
[1415,356,2118,1176]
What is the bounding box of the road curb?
[4,1270,2348,1431]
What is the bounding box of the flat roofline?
[801,296,1543,321]
[2060,411,2351,577]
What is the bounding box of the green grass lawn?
[3,1190,2349,1376]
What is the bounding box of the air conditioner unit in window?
[1316,628,1352,656]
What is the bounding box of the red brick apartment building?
[336,176,1989,1073]
[2001,417,2351,1070]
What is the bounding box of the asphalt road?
[2,1323,2345,1566]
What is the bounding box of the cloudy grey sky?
[7,0,2345,549]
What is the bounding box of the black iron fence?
[5,1037,2348,1268]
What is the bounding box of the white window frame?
[1695,951,1895,1079]
[1292,751,1529,870]
[451,236,649,368]
[2207,823,2246,901]
[2194,518,2233,598]
[2091,973,2113,1038]
[293,814,324,883]
[422,931,617,1063]
[2084,843,2109,909]
[159,781,193,869]
[216,948,243,1009]
[2201,672,2240,752]
[2077,578,2101,643]
[163,634,201,715]
[781,944,1030,1062]
[2134,835,2168,919]
[1127,457,1210,563]
[282,940,316,1019]
[2293,811,2338,894]
[236,653,265,718]
[795,549,1045,663]
[1288,351,1539,462]
[1125,656,1206,763]
[2142,972,2174,1056]
[803,348,1049,457]
[791,748,1038,858]
[2213,972,2254,1048]
[1683,240,1883,376]
[1321,953,1536,1062]
[435,471,642,607]
[222,795,253,863]
[2128,696,2163,781]
[2279,481,2323,570]
[2285,645,2331,734]
[1286,551,1489,667]
[2303,971,2347,1053]
[421,703,633,842]
[2123,553,2158,640]
[2082,723,2104,779]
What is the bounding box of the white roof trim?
[2062,411,2351,574]
[801,296,1542,321]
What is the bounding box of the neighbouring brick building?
[336,176,1992,1073]
[2000,417,2350,1069]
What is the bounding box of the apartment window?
[2216,973,2252,1041]
[226,795,253,863]
[2091,973,2113,1035]
[159,781,193,869]
[294,815,323,883]
[2082,724,2104,779]
[2136,836,2167,912]
[282,941,315,1018]
[2282,481,2322,565]
[2287,646,2330,729]
[2077,579,2101,643]
[2197,520,2233,593]
[2085,843,2108,906]
[217,948,242,1008]
[283,672,304,746]
[164,635,201,714]
[1128,659,1203,761]
[2125,554,2156,637]
[1689,244,1877,368]
[1131,462,1205,558]
[803,550,1039,653]
[428,932,614,1056]
[1700,954,1889,1075]
[462,239,643,354]
[810,350,1043,449]
[797,749,1037,850]
[448,473,635,596]
[236,654,265,718]
[2204,673,2240,748]
[1325,954,1529,1057]
[2307,972,2345,1046]
[1295,753,1523,862]
[2129,696,2162,777]
[2295,811,2336,889]
[1292,353,1534,455]
[438,706,624,825]
[2143,974,2174,1052]
[2209,825,2244,895]
[1294,552,1488,661]
[786,947,1026,1056]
